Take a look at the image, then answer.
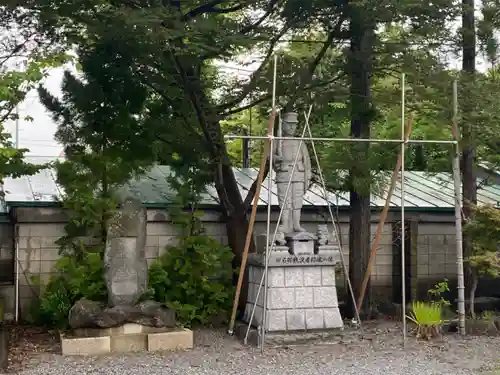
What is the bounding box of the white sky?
[4,66,67,157]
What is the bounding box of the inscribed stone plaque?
[104,197,148,307]
[247,251,341,267]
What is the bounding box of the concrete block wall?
[16,222,65,316]
[1,206,459,320]
[417,223,457,281]
[13,208,227,319]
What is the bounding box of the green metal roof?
[3,165,500,211]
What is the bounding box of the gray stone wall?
[1,206,459,320]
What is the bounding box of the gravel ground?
[10,324,500,375]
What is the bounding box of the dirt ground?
[5,324,60,373]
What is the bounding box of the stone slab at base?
[61,335,111,356]
[61,325,193,356]
[234,321,344,347]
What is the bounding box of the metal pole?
[249,108,253,165]
[224,135,457,145]
[400,73,407,343]
[262,135,273,351]
[452,79,466,335]
[260,54,277,352]
[14,225,19,322]
[303,112,362,329]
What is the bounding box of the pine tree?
[38,39,158,257]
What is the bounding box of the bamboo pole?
[356,115,414,312]
[451,79,466,335]
[227,108,276,335]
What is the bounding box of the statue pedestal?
[243,236,343,332]
[286,232,316,255]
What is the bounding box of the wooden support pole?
[228,108,276,335]
[356,115,414,312]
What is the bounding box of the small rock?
[137,300,176,328]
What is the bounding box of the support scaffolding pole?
[261,54,278,351]
[400,73,407,343]
[303,111,362,328]
[452,79,466,335]
[224,135,456,145]
[356,114,414,312]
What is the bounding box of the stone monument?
[68,197,176,329]
[63,197,193,356]
[244,112,343,333]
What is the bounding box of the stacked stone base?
[61,323,193,356]
[243,254,343,332]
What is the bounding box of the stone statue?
[68,196,176,330]
[273,112,312,244]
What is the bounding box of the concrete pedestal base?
[243,253,343,332]
[61,323,193,356]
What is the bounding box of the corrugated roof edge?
[6,200,455,213]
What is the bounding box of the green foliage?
[465,204,500,280]
[466,204,500,257]
[406,301,444,340]
[147,235,235,328]
[39,37,159,257]
[427,279,451,308]
[0,6,70,186]
[468,251,500,279]
[463,204,500,317]
[166,165,212,237]
[480,310,496,324]
[28,252,106,328]
[145,164,236,328]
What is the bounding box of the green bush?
[28,251,106,328]
[147,234,235,328]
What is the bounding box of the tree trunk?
[461,0,477,296]
[216,156,254,315]
[348,7,375,318]
[469,272,478,319]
